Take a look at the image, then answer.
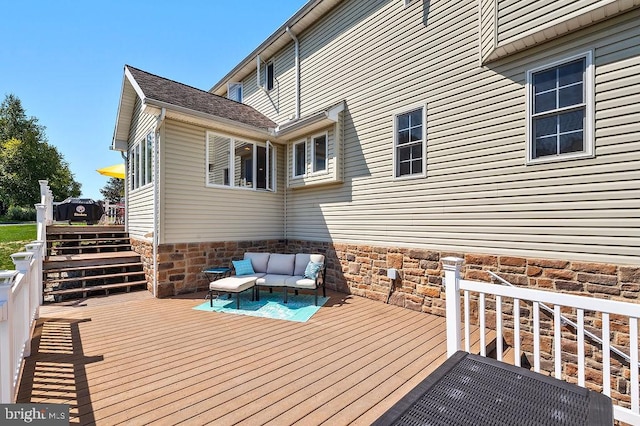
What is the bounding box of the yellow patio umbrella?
[97,163,126,179]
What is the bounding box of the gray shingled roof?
[126,65,276,131]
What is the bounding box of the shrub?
[5,205,36,222]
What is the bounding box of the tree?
[100,177,124,203]
[0,94,81,214]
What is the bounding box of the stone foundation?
[130,238,154,294]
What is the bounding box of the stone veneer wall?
[134,237,639,408]
[130,238,154,293]
[154,240,285,297]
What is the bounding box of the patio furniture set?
[205,252,326,309]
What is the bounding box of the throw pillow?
[304,261,323,279]
[232,259,255,276]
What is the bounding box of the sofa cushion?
[244,252,270,273]
[285,276,317,289]
[256,274,290,287]
[266,253,295,275]
[304,261,323,279]
[294,253,312,276]
[232,259,255,276]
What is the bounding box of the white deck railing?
[443,257,640,425]
[0,180,51,403]
[101,201,124,225]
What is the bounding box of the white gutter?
[152,107,166,298]
[285,26,300,120]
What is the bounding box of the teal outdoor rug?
[193,290,329,322]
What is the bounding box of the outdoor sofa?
[208,252,326,308]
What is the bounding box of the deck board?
[17,290,481,425]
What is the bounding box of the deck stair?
[43,225,147,301]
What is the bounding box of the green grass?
[0,224,37,270]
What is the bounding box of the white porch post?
[443,257,464,357]
[35,203,47,250]
[0,271,18,403]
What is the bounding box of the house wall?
[160,119,286,244]
[126,97,156,240]
[238,0,639,268]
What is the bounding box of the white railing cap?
[442,257,464,267]
[25,241,44,251]
[10,252,34,262]
[0,270,19,286]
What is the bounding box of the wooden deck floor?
[17,290,479,425]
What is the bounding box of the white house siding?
[161,119,285,244]
[126,97,157,240]
[242,0,640,265]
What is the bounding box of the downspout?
[152,107,166,297]
[285,27,300,119]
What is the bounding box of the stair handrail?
[487,270,639,368]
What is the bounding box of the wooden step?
[44,261,144,275]
[45,280,148,296]
[47,225,125,235]
[44,251,142,269]
[50,243,132,251]
[48,237,130,244]
[46,270,145,285]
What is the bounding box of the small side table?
[203,267,232,300]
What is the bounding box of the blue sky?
[2,0,308,200]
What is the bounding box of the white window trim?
[205,131,276,192]
[392,102,427,180]
[525,51,594,165]
[129,132,154,193]
[292,139,307,179]
[311,132,329,175]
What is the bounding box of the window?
[265,61,275,91]
[206,132,275,191]
[312,133,327,173]
[293,140,306,177]
[227,82,243,103]
[129,131,154,191]
[527,53,593,162]
[394,106,425,178]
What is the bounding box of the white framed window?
[293,140,307,178]
[227,82,243,103]
[393,104,426,178]
[265,61,275,91]
[312,133,327,173]
[206,131,275,191]
[526,52,594,163]
[129,131,154,191]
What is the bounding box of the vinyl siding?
[126,98,156,240]
[161,119,285,244]
[496,0,604,44]
[287,122,341,188]
[243,0,639,265]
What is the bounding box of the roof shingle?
[126,65,276,131]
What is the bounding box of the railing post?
[35,203,46,248]
[25,241,44,316]
[0,270,18,403]
[443,257,464,357]
[10,252,33,360]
